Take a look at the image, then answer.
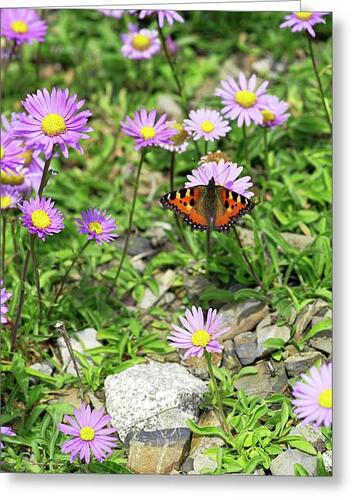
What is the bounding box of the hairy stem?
[307,35,332,134]
[233,225,265,291]
[10,245,31,351]
[30,236,43,324]
[1,212,7,283]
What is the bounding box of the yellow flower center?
[11,20,29,34]
[171,123,189,145]
[31,209,51,229]
[0,196,12,209]
[318,388,332,409]
[0,169,25,186]
[140,126,156,140]
[261,110,276,123]
[21,149,33,166]
[200,120,215,133]
[132,34,151,51]
[0,146,4,160]
[235,90,257,108]
[295,12,313,21]
[41,113,67,137]
[80,426,95,441]
[88,221,103,235]
[191,329,211,347]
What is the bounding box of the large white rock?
[104,361,207,442]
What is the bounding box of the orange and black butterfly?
[160,177,254,232]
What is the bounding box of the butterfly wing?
[213,187,254,232]
[160,186,209,231]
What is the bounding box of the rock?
[236,227,314,251]
[290,423,326,452]
[234,360,288,398]
[57,328,101,375]
[232,314,290,366]
[219,300,269,341]
[145,221,172,248]
[139,269,175,310]
[233,331,257,365]
[309,337,332,356]
[104,361,207,442]
[295,300,328,339]
[310,314,332,337]
[322,450,332,473]
[219,55,241,79]
[252,57,273,75]
[188,411,224,474]
[116,235,151,257]
[156,94,183,121]
[270,449,316,476]
[284,350,324,377]
[184,274,212,301]
[222,340,242,373]
[127,428,191,474]
[30,361,53,383]
[181,351,222,380]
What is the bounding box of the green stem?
[10,217,19,270]
[52,240,90,306]
[233,225,265,291]
[11,244,31,351]
[206,226,211,269]
[263,127,269,176]
[307,35,332,134]
[109,149,147,296]
[37,155,53,196]
[169,151,176,192]
[242,126,249,169]
[30,236,43,324]
[1,212,7,283]
[204,350,232,436]
[204,140,208,156]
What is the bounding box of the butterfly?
[160,177,254,232]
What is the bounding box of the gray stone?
[127,428,191,474]
[57,328,101,375]
[309,337,332,356]
[236,227,314,251]
[233,331,257,365]
[104,361,207,442]
[295,300,328,339]
[184,274,212,301]
[219,300,269,341]
[116,235,151,257]
[284,350,324,377]
[222,340,243,373]
[156,94,183,121]
[256,314,291,357]
[139,269,175,310]
[234,360,288,397]
[188,411,224,474]
[270,449,316,476]
[145,221,172,248]
[290,423,326,452]
[252,57,273,75]
[322,450,332,473]
[30,361,53,376]
[181,351,222,380]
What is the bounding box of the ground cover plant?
[0,8,332,475]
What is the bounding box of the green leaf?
[294,463,310,476]
[11,354,29,401]
[88,461,131,474]
[302,318,332,342]
[187,419,234,447]
[262,338,286,350]
[279,435,317,455]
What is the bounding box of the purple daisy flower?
[292,363,332,428]
[185,158,254,198]
[161,121,190,154]
[121,24,160,60]
[130,10,184,27]
[0,9,47,45]
[121,109,177,150]
[0,185,22,210]
[98,9,124,20]
[20,196,64,241]
[183,109,231,142]
[280,12,329,38]
[0,132,25,174]
[13,87,93,159]
[75,208,118,245]
[0,425,16,449]
[169,306,229,359]
[215,73,269,127]
[260,95,290,128]
[59,405,118,464]
[1,281,11,325]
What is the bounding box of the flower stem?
[206,226,211,269]
[1,212,7,283]
[263,127,269,176]
[29,236,43,324]
[307,35,332,134]
[233,225,265,291]
[109,149,146,296]
[169,150,176,192]
[242,126,249,169]
[204,350,232,436]
[52,240,91,306]
[37,155,53,196]
[204,140,208,156]
[11,242,32,351]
